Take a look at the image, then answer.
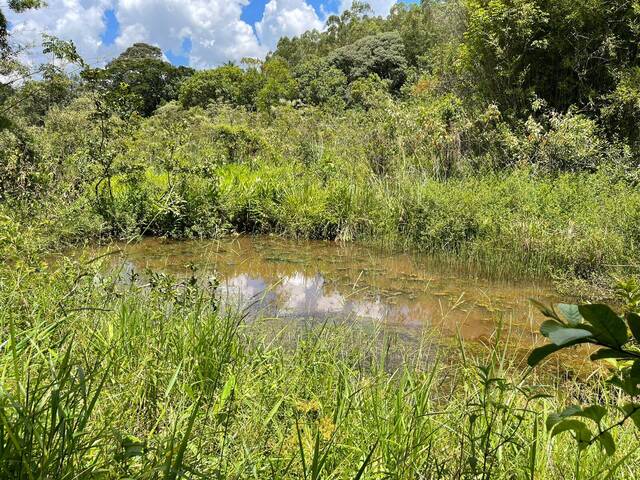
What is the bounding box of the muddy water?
[88,236,562,342]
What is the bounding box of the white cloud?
[6,0,398,69]
[7,0,114,67]
[114,23,148,50]
[113,0,266,67]
[255,0,323,50]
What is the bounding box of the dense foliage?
[86,43,194,117]
[529,300,640,458]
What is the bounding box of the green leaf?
[621,403,640,429]
[626,312,640,343]
[629,360,640,384]
[528,343,562,367]
[538,318,592,346]
[557,405,582,420]
[597,431,615,456]
[0,115,13,132]
[164,363,182,398]
[548,328,592,346]
[42,33,86,66]
[556,303,583,326]
[574,405,607,424]
[590,348,636,361]
[611,365,640,396]
[214,374,236,415]
[549,419,592,447]
[558,405,582,418]
[549,404,606,427]
[353,440,378,480]
[262,396,284,428]
[120,434,146,459]
[579,304,628,347]
[546,411,566,430]
[540,319,563,337]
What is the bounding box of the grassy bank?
[3,104,640,292]
[1,258,639,479]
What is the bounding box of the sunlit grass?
[1,259,639,479]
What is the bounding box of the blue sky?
[9,0,404,68]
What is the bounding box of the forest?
[2,0,640,478]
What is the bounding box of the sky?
[6,0,401,69]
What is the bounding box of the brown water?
[86,235,562,343]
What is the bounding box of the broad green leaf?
[579,304,628,347]
[597,431,615,456]
[556,303,582,326]
[548,328,592,346]
[540,319,563,337]
[626,312,640,343]
[548,405,606,430]
[573,405,607,424]
[527,343,562,367]
[610,367,640,396]
[549,419,592,448]
[558,405,582,418]
[590,348,636,361]
[546,413,560,431]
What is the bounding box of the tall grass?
[1,259,639,478]
[5,102,640,290]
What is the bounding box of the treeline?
[4,1,640,140]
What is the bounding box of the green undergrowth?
[7,164,638,289]
[1,259,639,479]
[3,103,640,291]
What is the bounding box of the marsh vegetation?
[2,0,640,477]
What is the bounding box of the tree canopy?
[87,43,194,116]
[329,31,407,89]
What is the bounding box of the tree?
[329,31,408,90]
[348,73,391,109]
[257,57,298,112]
[273,2,385,70]
[460,0,640,119]
[295,57,348,107]
[178,65,245,109]
[387,2,437,68]
[13,70,76,125]
[1,0,44,67]
[89,43,194,116]
[0,6,85,198]
[239,60,266,110]
[2,4,83,130]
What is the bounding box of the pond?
[86,235,561,344]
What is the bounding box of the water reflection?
[224,271,390,322]
[87,235,563,341]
